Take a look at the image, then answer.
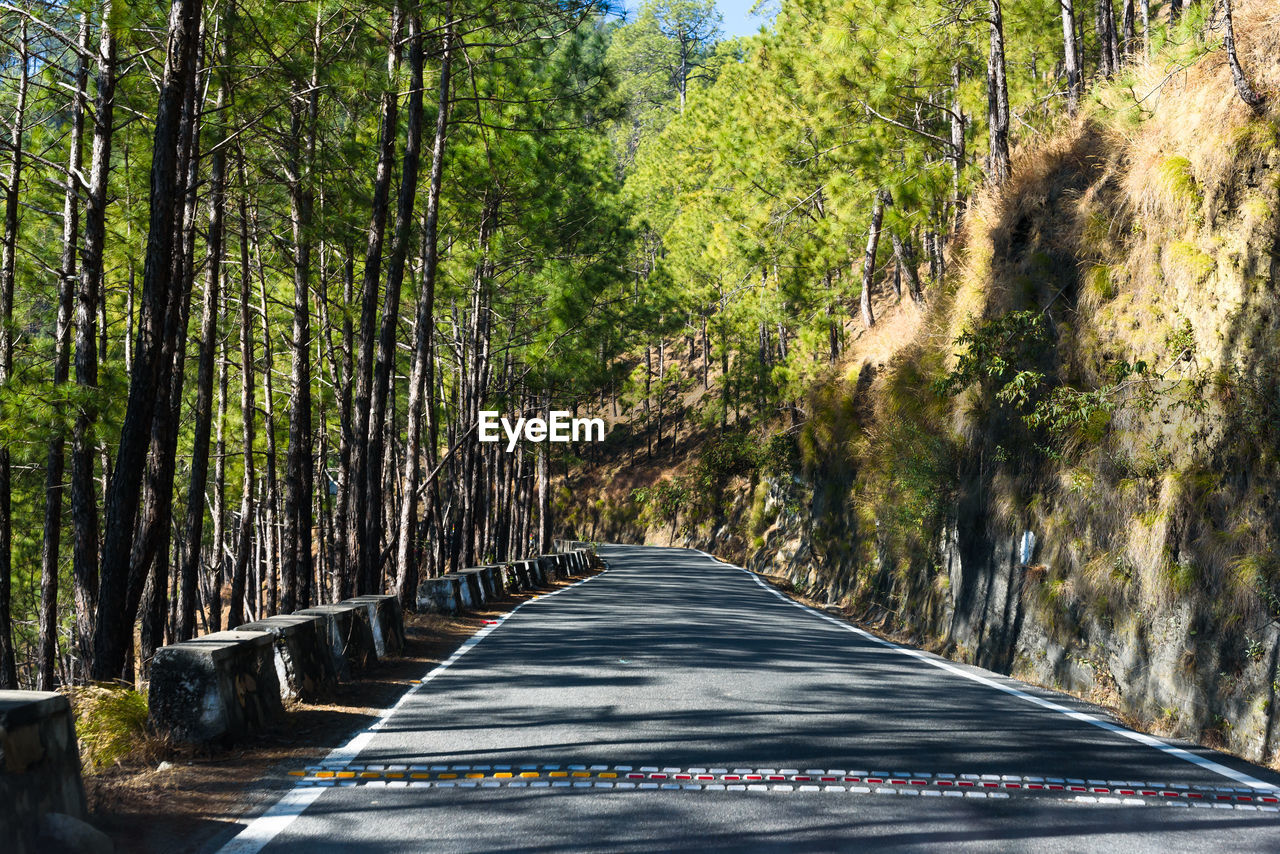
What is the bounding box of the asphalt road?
[218,545,1280,853]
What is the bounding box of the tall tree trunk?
[255,229,281,615]
[986,0,1012,186]
[370,10,426,594]
[1121,0,1136,56]
[209,300,229,629]
[1060,0,1082,115]
[396,15,452,607]
[0,20,28,688]
[178,61,228,640]
[889,231,923,304]
[1223,0,1264,114]
[229,182,255,629]
[1141,0,1150,57]
[282,11,323,612]
[949,63,966,230]
[1096,0,1120,77]
[92,0,203,682]
[349,6,403,596]
[73,0,118,679]
[137,36,204,675]
[859,192,886,329]
[39,17,90,689]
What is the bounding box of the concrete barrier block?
[418,575,462,615]
[295,603,378,679]
[457,569,488,607]
[534,556,556,586]
[481,565,505,598]
[0,691,88,854]
[508,561,530,591]
[455,573,481,606]
[236,614,336,702]
[148,631,283,744]
[343,595,406,658]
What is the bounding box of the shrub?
[72,685,151,772]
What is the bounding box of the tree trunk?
[178,63,227,640]
[396,14,452,607]
[371,10,426,595]
[986,0,1012,186]
[889,230,923,304]
[137,36,204,676]
[0,20,29,688]
[282,12,323,613]
[92,0,203,682]
[1122,0,1136,56]
[1224,0,1264,114]
[1060,0,1082,115]
[73,0,118,679]
[949,63,966,229]
[229,181,255,629]
[1096,0,1120,77]
[859,192,886,329]
[349,7,403,596]
[38,17,90,689]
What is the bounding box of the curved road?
[218,545,1280,852]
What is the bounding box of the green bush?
[73,685,150,772]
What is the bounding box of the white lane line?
[693,549,1275,791]
[217,565,608,854]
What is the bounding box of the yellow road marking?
[411,773,431,779]
[316,771,335,778]
[520,772,539,778]
[466,773,484,779]
[386,773,405,779]
[337,772,356,779]
[360,772,381,779]
[598,772,617,779]
[288,771,305,777]
[572,771,591,778]
[439,773,458,779]
[494,772,513,778]
[549,771,567,778]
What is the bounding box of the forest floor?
[81,570,601,854]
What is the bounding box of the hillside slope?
[565,4,1280,767]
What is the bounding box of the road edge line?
[215,564,610,854]
[692,549,1274,791]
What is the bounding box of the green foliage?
[1158,156,1203,216]
[1168,241,1215,284]
[73,686,150,772]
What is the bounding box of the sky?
[714,0,774,38]
[614,1,775,40]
